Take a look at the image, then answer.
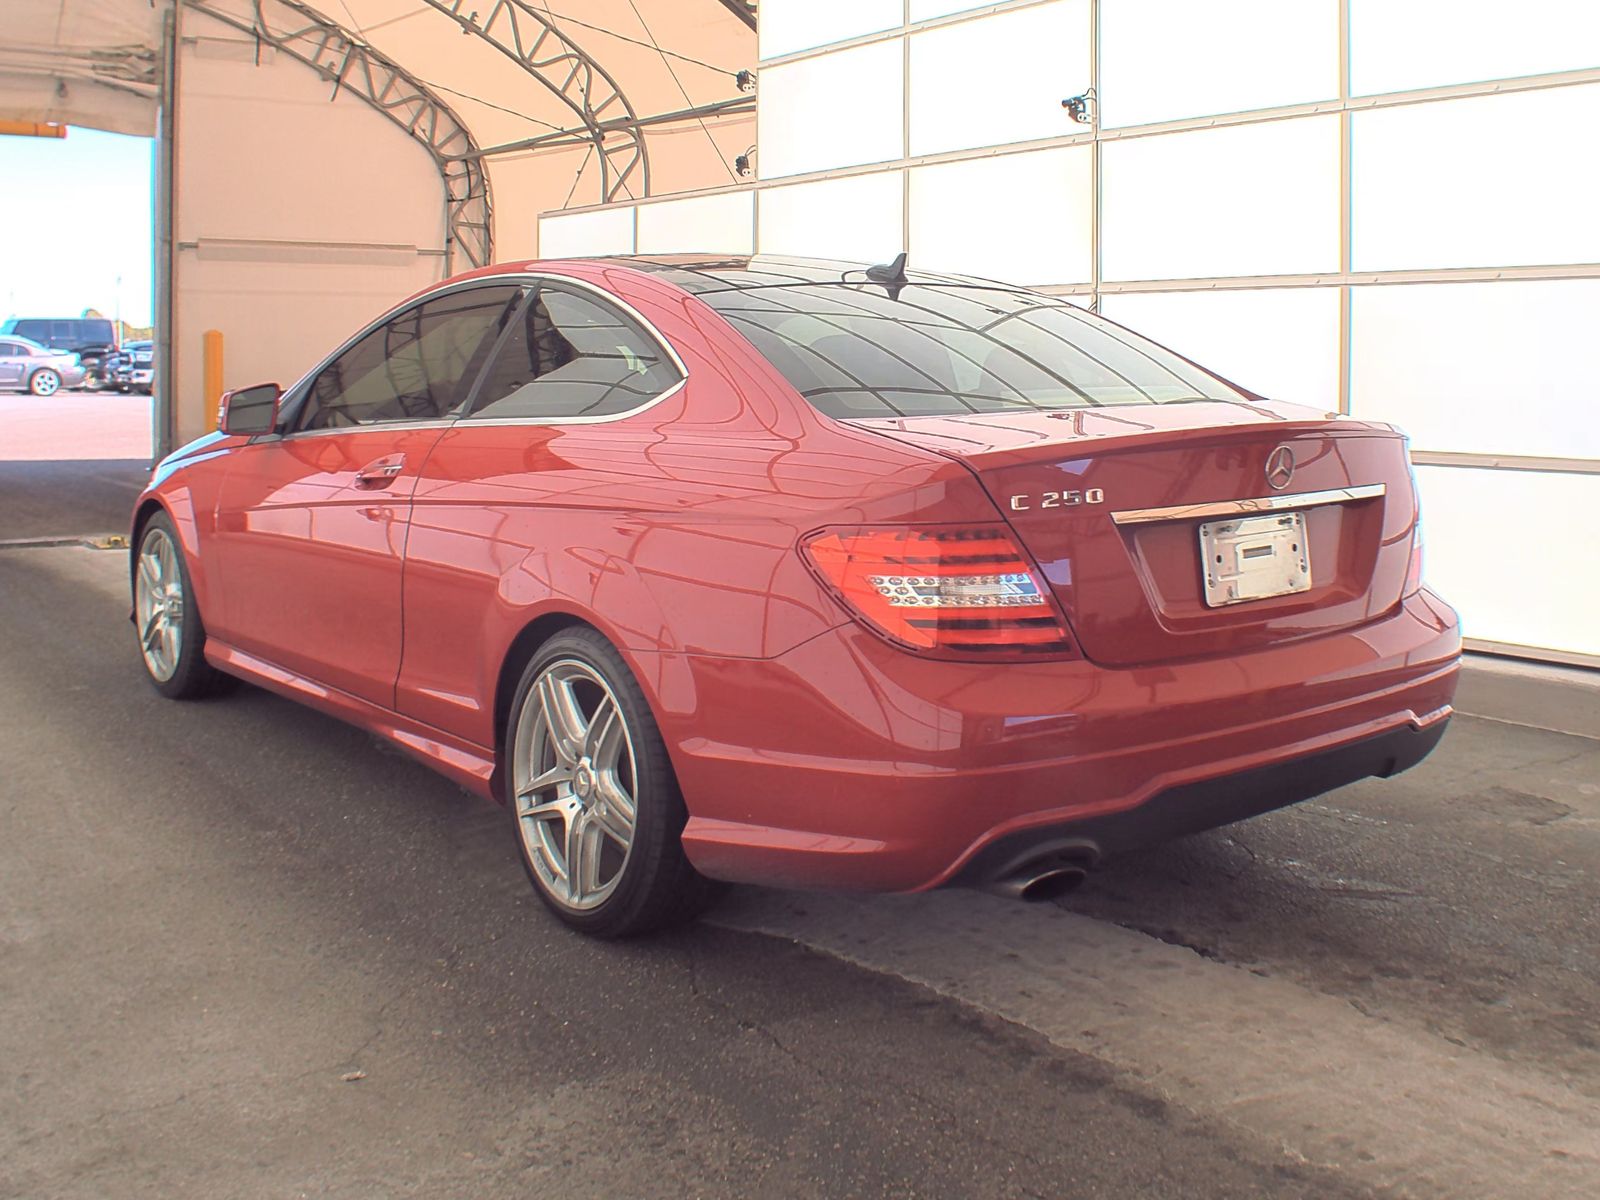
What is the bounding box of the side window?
[297,286,521,431]
[0,344,16,359]
[464,284,681,422]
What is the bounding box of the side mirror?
[219,383,282,436]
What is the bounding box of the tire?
[506,627,722,937]
[28,369,61,397]
[133,512,232,700]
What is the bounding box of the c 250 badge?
[1008,488,1105,512]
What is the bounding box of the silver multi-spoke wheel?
[513,659,640,912]
[134,527,185,682]
[30,370,61,397]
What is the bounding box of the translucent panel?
[1100,0,1338,128]
[1414,466,1600,658]
[1350,280,1600,459]
[538,208,635,258]
[635,191,754,255]
[1100,288,1342,410]
[909,148,1091,285]
[758,41,904,178]
[758,172,905,262]
[910,1,991,19]
[1352,86,1600,271]
[1101,116,1340,281]
[1352,0,1600,95]
[909,1,1090,156]
[760,0,902,60]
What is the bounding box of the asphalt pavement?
[2,412,1598,1199]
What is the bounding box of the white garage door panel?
[1351,280,1600,460]
[758,42,904,178]
[1414,466,1600,659]
[758,173,905,262]
[1100,0,1339,128]
[1352,86,1600,272]
[909,1,1089,157]
[177,259,435,400]
[909,148,1092,286]
[1351,0,1600,96]
[539,208,637,258]
[1102,116,1341,281]
[759,0,902,60]
[636,192,754,255]
[173,12,447,448]
[179,45,443,250]
[1100,289,1342,411]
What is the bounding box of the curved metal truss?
[184,0,493,271]
[419,1,649,204]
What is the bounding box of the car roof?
[451,254,1027,297]
[0,335,48,351]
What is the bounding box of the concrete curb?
[1457,653,1600,741]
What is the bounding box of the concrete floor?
[2,401,1597,1198]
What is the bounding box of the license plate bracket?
[1199,512,1311,607]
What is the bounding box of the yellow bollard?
[202,330,224,432]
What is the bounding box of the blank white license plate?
[1199,512,1311,607]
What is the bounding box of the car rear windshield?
[698,283,1246,418]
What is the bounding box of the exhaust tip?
[983,860,1088,902]
[1016,866,1086,902]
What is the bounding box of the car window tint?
[298,286,521,431]
[0,344,16,358]
[464,285,681,422]
[702,284,1244,418]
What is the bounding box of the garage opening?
[0,124,156,542]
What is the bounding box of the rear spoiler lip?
[846,414,1402,472]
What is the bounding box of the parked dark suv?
[0,317,118,390]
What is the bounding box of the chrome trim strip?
[1110,483,1386,526]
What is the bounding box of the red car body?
[132,256,1459,895]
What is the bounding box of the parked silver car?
[0,336,87,396]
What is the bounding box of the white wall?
[172,13,447,444]
[538,0,1600,662]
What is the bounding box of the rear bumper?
[951,716,1446,886]
[660,589,1460,892]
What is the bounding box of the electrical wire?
[533,1,742,79]
[620,0,739,184]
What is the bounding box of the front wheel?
[133,513,232,699]
[507,628,721,937]
[28,369,61,397]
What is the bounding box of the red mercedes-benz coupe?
[130,255,1459,936]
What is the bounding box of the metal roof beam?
[461,94,755,161]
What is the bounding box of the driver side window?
[297,285,522,431]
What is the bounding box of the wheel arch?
[489,610,594,802]
[128,497,169,596]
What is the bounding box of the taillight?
[1404,446,1424,596]
[801,526,1076,656]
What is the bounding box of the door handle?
[354,454,406,488]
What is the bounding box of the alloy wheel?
[134,527,184,681]
[513,659,640,911]
[31,370,60,397]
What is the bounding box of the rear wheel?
[134,513,231,699]
[507,628,720,937]
[28,369,60,397]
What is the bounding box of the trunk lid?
[852,400,1417,667]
